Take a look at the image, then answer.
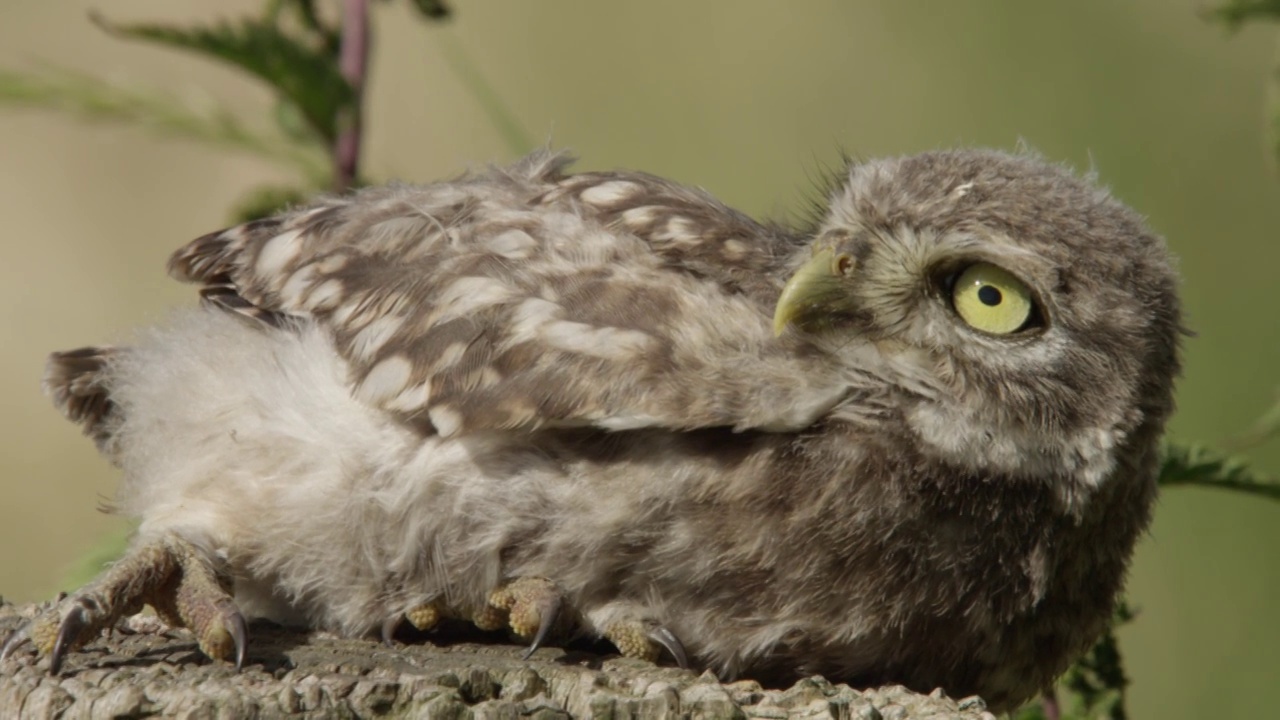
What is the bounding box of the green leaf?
[271,0,325,31]
[231,184,312,223]
[1059,622,1129,720]
[1011,704,1049,720]
[1158,442,1280,499]
[437,33,535,156]
[406,0,453,21]
[92,12,352,145]
[270,0,341,57]
[0,65,329,181]
[1015,602,1136,720]
[1207,0,1280,29]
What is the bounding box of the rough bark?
[0,601,995,719]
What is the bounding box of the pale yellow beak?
[772,247,853,336]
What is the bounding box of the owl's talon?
[49,602,92,675]
[380,615,401,647]
[521,591,563,660]
[647,625,689,669]
[605,618,690,667]
[0,626,31,662]
[226,606,247,672]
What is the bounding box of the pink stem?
[1041,689,1061,720]
[335,0,369,192]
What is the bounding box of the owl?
[2,149,1180,712]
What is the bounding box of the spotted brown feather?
[168,152,847,437]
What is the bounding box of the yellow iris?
[952,263,1034,334]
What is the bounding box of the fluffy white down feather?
[106,307,793,672]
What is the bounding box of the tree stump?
[0,600,995,719]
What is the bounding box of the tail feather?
[44,346,119,454]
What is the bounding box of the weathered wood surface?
[0,601,995,719]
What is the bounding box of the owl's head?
[775,150,1182,503]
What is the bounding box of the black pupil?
[977,285,1002,306]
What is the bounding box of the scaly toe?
[605,619,689,669]
[194,600,247,670]
[23,534,246,674]
[383,602,444,646]
[38,594,123,675]
[405,602,442,631]
[471,605,506,632]
[486,577,565,658]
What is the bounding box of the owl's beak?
[772,247,854,336]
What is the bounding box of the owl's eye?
[950,263,1037,335]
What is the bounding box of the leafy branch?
[0,0,472,221]
[1159,442,1280,498]
[0,65,329,182]
[89,12,355,150]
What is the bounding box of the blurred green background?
[2,1,1278,717]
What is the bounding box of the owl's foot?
[604,619,690,669]
[0,535,246,674]
[481,576,565,659]
[381,600,444,646]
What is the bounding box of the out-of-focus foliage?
[402,0,451,21]
[1159,442,1280,499]
[91,12,355,147]
[0,0,462,221]
[1207,0,1280,28]
[1016,604,1135,720]
[0,65,329,182]
[1208,0,1280,169]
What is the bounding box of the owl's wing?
[169,152,847,437]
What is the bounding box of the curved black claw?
[228,608,248,672]
[647,625,689,669]
[1,626,31,662]
[49,604,90,675]
[380,615,401,648]
[521,592,563,661]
